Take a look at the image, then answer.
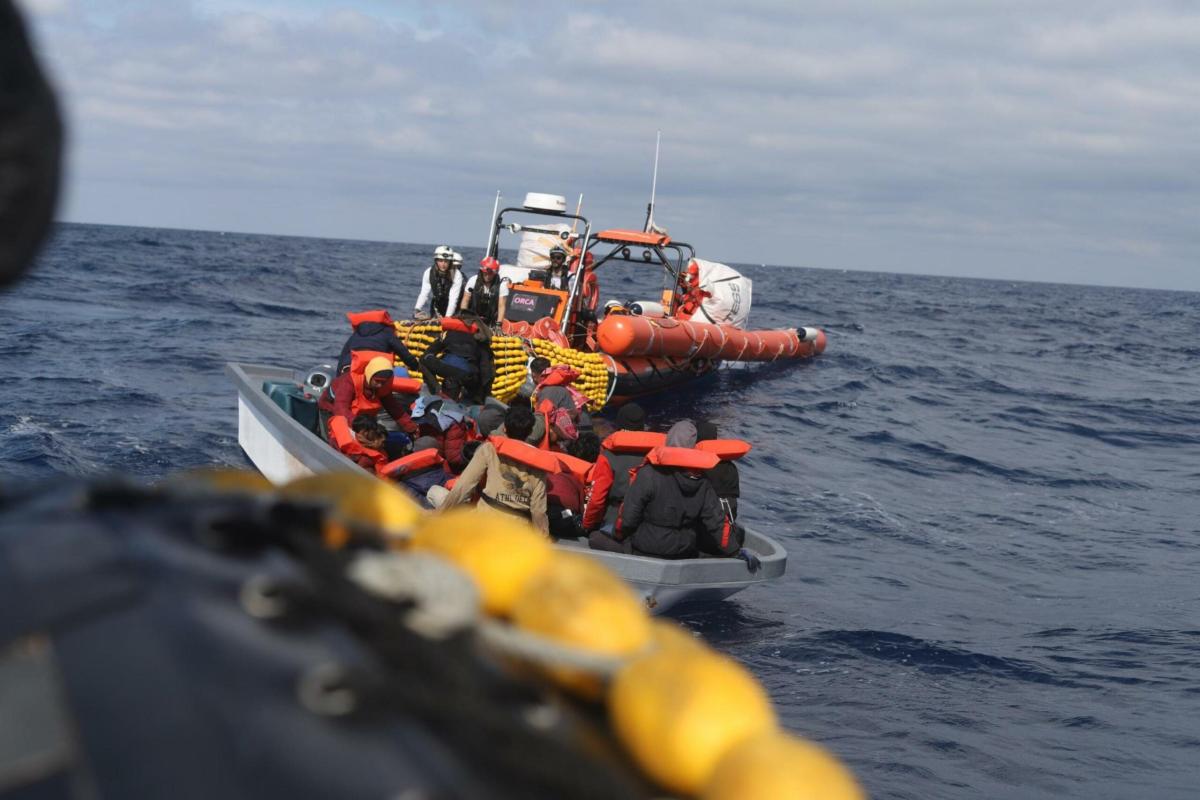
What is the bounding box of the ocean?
[2,222,1197,799]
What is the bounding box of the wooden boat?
[227,361,788,613]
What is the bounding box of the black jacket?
[423,330,495,398]
[705,460,740,519]
[336,322,420,373]
[616,464,733,559]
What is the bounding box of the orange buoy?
[597,316,825,362]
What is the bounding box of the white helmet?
[450,251,463,266]
[433,245,454,261]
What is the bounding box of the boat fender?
[347,309,394,328]
[601,430,667,454]
[379,448,444,478]
[553,452,593,484]
[629,300,665,318]
[798,326,819,342]
[695,439,753,461]
[645,446,721,471]
[441,317,479,335]
[392,376,424,395]
[488,435,563,474]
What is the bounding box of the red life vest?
[645,446,720,471]
[695,439,752,461]
[441,317,479,335]
[601,430,667,454]
[488,435,561,474]
[378,447,444,478]
[346,349,393,418]
[392,375,424,394]
[346,309,393,328]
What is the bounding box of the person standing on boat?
[535,246,571,292]
[432,405,553,534]
[459,256,509,326]
[419,313,495,404]
[335,309,421,375]
[318,355,420,461]
[413,245,463,319]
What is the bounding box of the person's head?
[504,404,535,442]
[547,408,578,445]
[363,356,394,396]
[615,402,645,432]
[695,421,719,442]
[440,377,464,402]
[665,419,697,448]
[479,258,499,283]
[548,245,567,271]
[529,356,551,381]
[433,245,453,272]
[450,251,463,269]
[457,310,491,343]
[352,416,387,450]
[568,431,601,463]
[475,405,505,437]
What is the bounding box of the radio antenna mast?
[643,130,662,233]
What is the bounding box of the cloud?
[15,0,1200,290]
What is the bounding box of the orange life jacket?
[645,446,720,471]
[488,435,561,474]
[346,309,393,328]
[345,349,393,418]
[441,317,478,335]
[695,439,752,461]
[601,430,667,454]
[378,447,444,478]
[391,375,424,394]
[553,452,593,484]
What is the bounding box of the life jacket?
[645,446,720,471]
[392,375,423,394]
[343,350,394,418]
[346,309,393,328]
[378,447,444,479]
[601,430,667,454]
[553,452,593,485]
[440,316,479,335]
[430,267,455,316]
[487,435,561,474]
[695,439,752,461]
[534,364,580,390]
[467,276,501,323]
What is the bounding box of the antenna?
[485,190,501,258]
[644,130,661,233]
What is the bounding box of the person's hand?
[413,309,430,321]
[736,548,761,573]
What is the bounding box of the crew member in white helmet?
[413,245,464,319]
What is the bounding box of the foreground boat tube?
[597,316,826,361]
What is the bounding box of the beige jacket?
[440,441,549,534]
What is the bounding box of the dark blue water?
[3,223,1198,798]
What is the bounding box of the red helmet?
[479,257,500,274]
[686,261,700,276]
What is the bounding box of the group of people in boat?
[316,247,758,567]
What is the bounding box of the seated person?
[696,420,740,521]
[381,435,453,504]
[433,405,552,534]
[589,421,742,561]
[411,379,472,472]
[581,402,647,532]
[545,431,601,539]
[335,310,420,375]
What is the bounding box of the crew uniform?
[461,272,509,326]
[413,245,464,318]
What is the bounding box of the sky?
[15,0,1200,291]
